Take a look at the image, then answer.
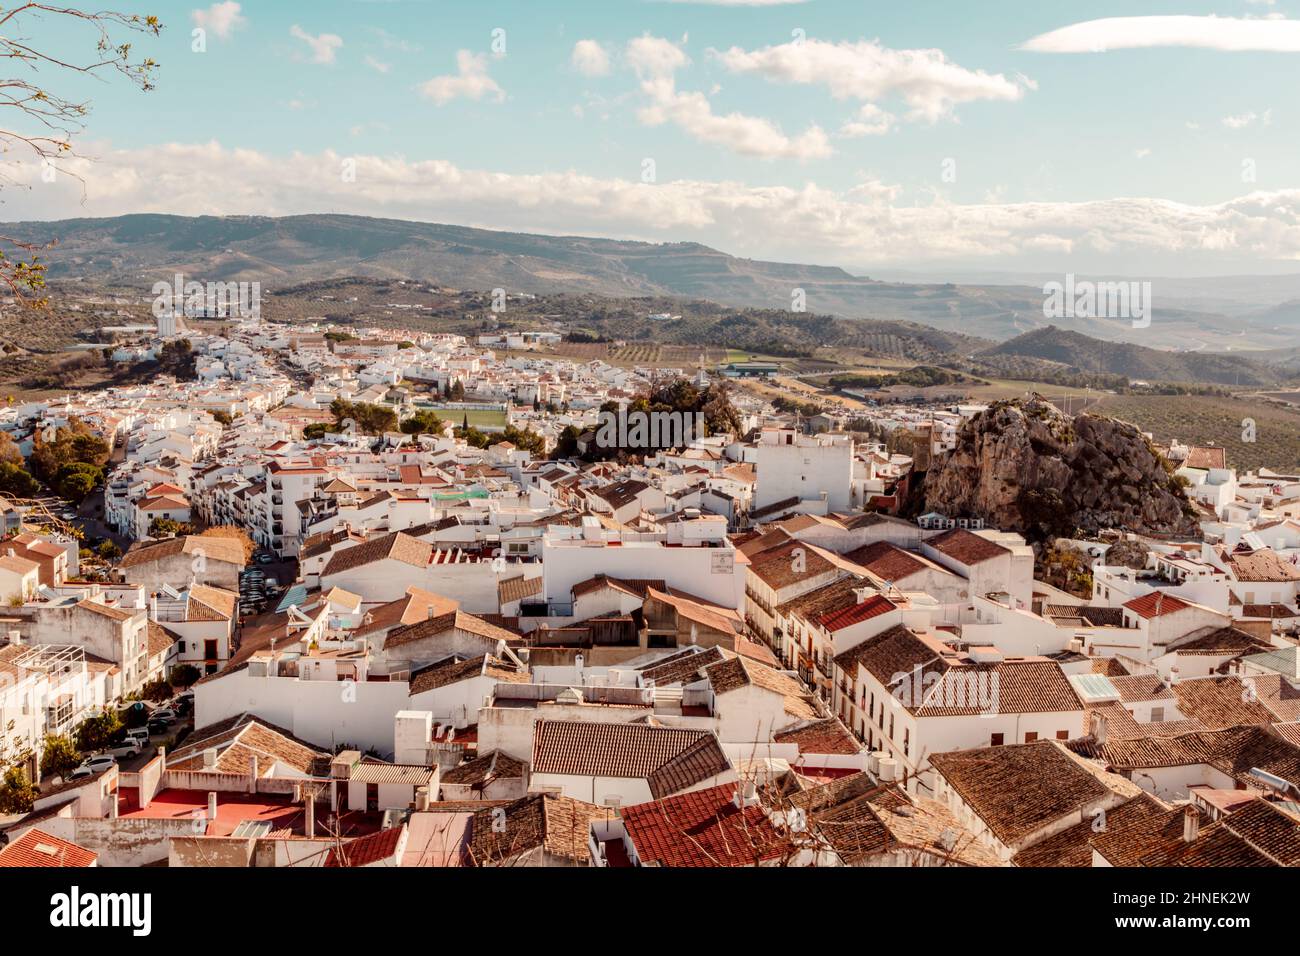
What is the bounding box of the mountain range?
[9,213,1299,356]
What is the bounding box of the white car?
[69,754,117,779]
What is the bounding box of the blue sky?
[17,0,1300,275]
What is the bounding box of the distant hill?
[1,213,1252,348]
[977,326,1281,387]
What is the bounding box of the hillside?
[1,213,1249,347]
[978,326,1281,387]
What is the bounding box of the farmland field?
[1092,394,1300,472]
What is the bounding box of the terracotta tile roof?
[570,574,664,600]
[1172,677,1275,729]
[1108,674,1175,704]
[531,720,731,799]
[1184,445,1227,470]
[1123,592,1192,619]
[1011,793,1169,867]
[843,541,929,582]
[705,656,818,720]
[146,620,181,657]
[497,574,542,605]
[620,783,791,867]
[440,750,526,787]
[637,646,728,687]
[748,540,839,590]
[929,741,1123,847]
[1044,604,1126,628]
[818,594,896,633]
[408,655,526,694]
[168,713,330,777]
[324,826,404,867]
[926,528,1009,566]
[645,586,743,637]
[772,717,861,756]
[385,609,516,649]
[0,828,97,867]
[1227,548,1300,583]
[320,531,432,577]
[1090,725,1300,791]
[355,587,458,637]
[75,599,136,622]
[188,583,238,622]
[1167,625,1271,655]
[120,535,245,569]
[466,793,614,865]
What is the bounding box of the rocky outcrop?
[921,395,1200,543]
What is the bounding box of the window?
[990,733,1004,746]
[1150,707,1165,723]
[1056,731,1069,740]
[903,728,910,757]
[1024,732,1038,743]
[889,714,895,739]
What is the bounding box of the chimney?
[304,792,316,838]
[202,747,218,769]
[207,791,218,823]
[414,786,430,812]
[248,754,258,793]
[877,757,898,783]
[1182,805,1200,843]
[733,780,758,809]
[1091,711,1108,746]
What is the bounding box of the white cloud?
[1022,16,1300,53]
[19,143,1300,271]
[1223,109,1273,129]
[571,40,612,77]
[364,55,391,75]
[191,2,246,40]
[1135,147,1151,159]
[710,38,1033,123]
[418,51,505,106]
[627,35,831,160]
[839,104,896,138]
[290,25,343,65]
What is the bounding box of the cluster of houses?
[2,318,1299,868]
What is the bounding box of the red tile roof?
[818,594,896,632]
[1123,592,1192,619]
[620,783,789,867]
[0,828,97,867]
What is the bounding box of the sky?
[10,0,1300,276]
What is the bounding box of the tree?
[0,431,21,465]
[52,461,102,502]
[74,710,123,753]
[156,338,197,380]
[139,678,171,702]
[0,5,163,306]
[170,663,201,688]
[40,735,81,780]
[148,516,190,538]
[97,539,122,559]
[0,461,40,497]
[0,765,36,813]
[400,409,444,436]
[328,399,397,436]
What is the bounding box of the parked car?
[147,718,171,735]
[69,754,117,779]
[106,739,143,758]
[125,727,151,745]
[151,708,178,723]
[256,553,275,564]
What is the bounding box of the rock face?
[921,396,1200,543]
